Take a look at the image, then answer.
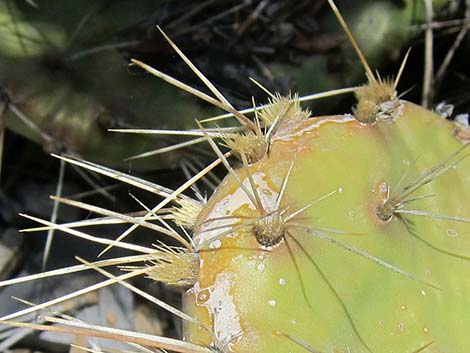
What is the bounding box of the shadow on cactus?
[1,1,469,353]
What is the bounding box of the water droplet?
[291,319,297,325]
[209,239,222,249]
[279,278,286,285]
[400,304,407,311]
[262,189,272,196]
[421,289,427,296]
[338,187,344,193]
[268,299,276,307]
[423,326,429,334]
[447,229,459,238]
[379,183,388,193]
[378,320,384,327]
[257,263,265,272]
[349,210,356,218]
[197,289,210,304]
[398,322,405,332]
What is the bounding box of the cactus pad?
[183,99,470,353]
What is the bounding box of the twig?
[422,0,434,108]
[42,158,66,271]
[434,4,470,92]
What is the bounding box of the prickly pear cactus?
[182,95,470,353]
[177,2,470,351]
[0,2,469,353]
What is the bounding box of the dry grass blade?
[435,26,468,88]
[434,4,470,90]
[0,319,212,353]
[70,343,162,353]
[413,18,470,30]
[0,294,97,352]
[42,158,66,270]
[165,0,216,31]
[172,3,248,38]
[0,267,150,321]
[0,95,6,179]
[14,296,161,353]
[422,0,434,108]
[8,103,54,144]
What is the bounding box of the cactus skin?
[183,100,470,353]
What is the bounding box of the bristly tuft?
[222,94,310,164]
[121,243,200,288]
[258,94,310,129]
[252,210,286,247]
[354,75,397,123]
[171,198,205,229]
[222,131,267,164]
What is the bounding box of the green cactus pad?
[183,101,470,353]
